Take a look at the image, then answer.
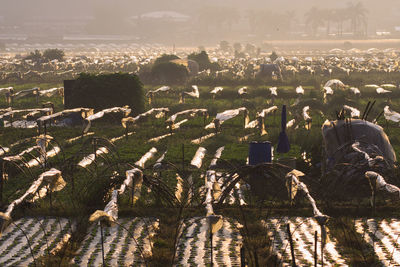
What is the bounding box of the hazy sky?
[1,0,399,18]
[0,0,399,44]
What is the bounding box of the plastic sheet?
[167,109,207,124]
[0,168,62,220]
[84,106,131,133]
[205,171,215,216]
[37,107,93,123]
[3,145,40,162]
[175,173,183,201]
[384,106,400,122]
[258,106,278,117]
[148,133,173,143]
[103,190,119,222]
[323,86,333,95]
[209,147,224,168]
[153,151,167,170]
[352,142,383,167]
[88,210,115,225]
[0,87,13,96]
[286,171,328,224]
[13,87,39,100]
[184,85,199,98]
[122,108,169,128]
[237,87,247,95]
[170,119,187,130]
[324,79,345,88]
[26,146,60,168]
[211,87,223,95]
[343,105,360,118]
[119,168,142,195]
[246,106,276,130]
[322,119,396,163]
[296,86,304,95]
[269,87,278,96]
[191,147,207,169]
[302,106,312,122]
[365,171,400,197]
[286,119,295,128]
[0,108,51,120]
[0,147,9,157]
[349,87,361,95]
[381,84,397,89]
[78,147,109,168]
[38,87,63,97]
[191,133,216,144]
[376,87,391,94]
[205,107,248,129]
[31,168,66,201]
[86,107,131,122]
[135,147,157,168]
[245,119,258,129]
[146,86,170,96]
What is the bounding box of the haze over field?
[0,0,399,45]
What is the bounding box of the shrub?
[24,49,43,63]
[188,51,219,71]
[270,51,278,62]
[24,48,65,63]
[43,48,65,61]
[151,62,188,84]
[219,40,230,52]
[154,54,180,65]
[65,72,144,114]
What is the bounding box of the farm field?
[0,47,400,266]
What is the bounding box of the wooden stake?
[100,223,105,267]
[287,224,296,267]
[314,230,318,267]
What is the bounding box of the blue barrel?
[248,141,272,165]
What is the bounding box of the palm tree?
[347,2,368,36]
[332,8,348,37]
[322,9,334,36]
[283,10,296,36]
[304,7,325,37]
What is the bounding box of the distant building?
[128,10,192,43]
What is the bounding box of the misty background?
[0,0,399,45]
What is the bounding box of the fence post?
[210,228,213,267]
[287,224,296,267]
[314,230,318,267]
[100,222,105,267]
[240,246,246,267]
[181,144,184,173]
